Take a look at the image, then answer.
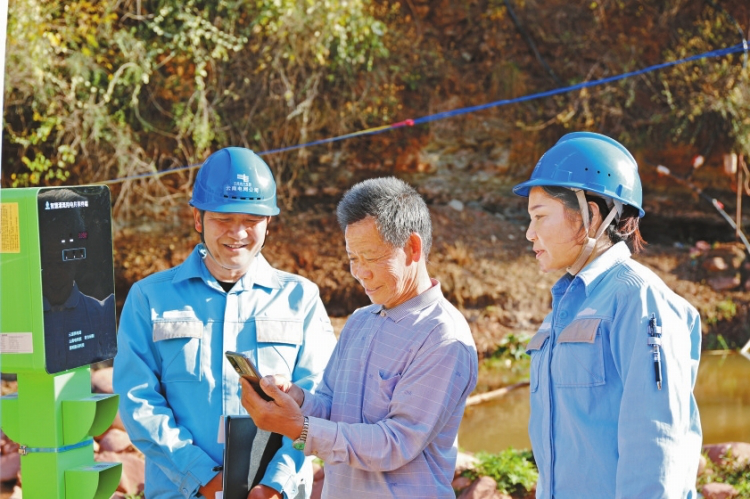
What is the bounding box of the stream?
[458,350,750,453]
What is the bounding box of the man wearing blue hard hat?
[114,147,337,499]
[514,132,702,498]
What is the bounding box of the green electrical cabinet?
[1,186,121,498]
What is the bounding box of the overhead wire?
[706,0,749,68]
[96,42,749,186]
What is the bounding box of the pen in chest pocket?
[647,313,663,390]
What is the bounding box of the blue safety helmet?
[512,132,645,217]
[189,147,280,216]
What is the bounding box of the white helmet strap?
[567,189,620,275]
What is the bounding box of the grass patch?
[462,448,538,496]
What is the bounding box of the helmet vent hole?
[223,194,262,201]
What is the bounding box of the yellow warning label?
[1,203,21,253]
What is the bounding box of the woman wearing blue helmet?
[513,132,702,498]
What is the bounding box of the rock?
[9,485,22,499]
[697,453,707,477]
[455,451,479,475]
[95,450,145,495]
[0,430,20,483]
[702,482,739,499]
[311,462,325,499]
[457,476,508,499]
[718,244,746,269]
[704,442,750,470]
[2,438,19,455]
[706,275,741,291]
[1,380,18,396]
[0,451,20,482]
[311,479,324,499]
[91,367,114,394]
[98,428,133,452]
[703,256,729,272]
[695,240,712,252]
[449,199,465,212]
[312,460,324,481]
[109,410,126,432]
[452,475,473,492]
[697,243,746,292]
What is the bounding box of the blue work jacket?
[113,246,336,498]
[526,242,702,498]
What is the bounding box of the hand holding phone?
[225,351,274,401]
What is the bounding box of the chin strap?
[196,214,235,273]
[566,189,621,276]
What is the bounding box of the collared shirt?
[113,245,336,499]
[299,280,478,499]
[526,242,702,499]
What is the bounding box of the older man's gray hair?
[336,176,433,258]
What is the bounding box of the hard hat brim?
[189,199,280,216]
[512,179,646,218]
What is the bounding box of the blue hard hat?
[190,147,280,216]
[512,132,644,217]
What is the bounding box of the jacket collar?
[173,244,281,291]
[552,241,631,297]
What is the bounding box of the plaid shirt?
[300,280,478,498]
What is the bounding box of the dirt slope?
[114,183,750,362]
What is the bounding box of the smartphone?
[225,351,273,401]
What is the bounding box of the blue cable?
[99,42,749,185]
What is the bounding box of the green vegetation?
[486,333,531,365]
[707,298,739,325]
[4,0,393,214]
[461,446,750,497]
[476,333,531,392]
[702,297,744,349]
[4,1,749,216]
[462,448,538,496]
[697,449,750,497]
[704,333,732,351]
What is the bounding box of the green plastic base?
[1,368,121,498]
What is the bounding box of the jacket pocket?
[362,370,400,424]
[526,329,550,393]
[256,319,304,377]
[551,318,605,387]
[153,320,203,383]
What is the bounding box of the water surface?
[459,351,750,453]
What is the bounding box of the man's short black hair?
[336,177,432,258]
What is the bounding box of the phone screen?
[225,351,273,401]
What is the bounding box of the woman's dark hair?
[541,186,646,254]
